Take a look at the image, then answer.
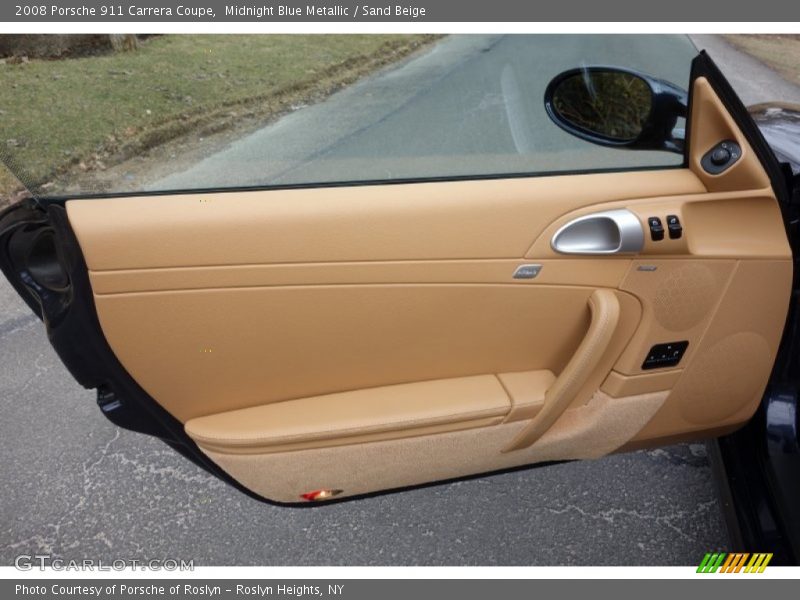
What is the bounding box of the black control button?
[642,341,689,370]
[710,147,731,166]
[666,214,682,239]
[701,140,741,175]
[648,216,664,241]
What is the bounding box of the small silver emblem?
[513,264,542,279]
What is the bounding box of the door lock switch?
[701,140,741,174]
[666,214,682,239]
[648,216,664,241]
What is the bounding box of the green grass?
[0,34,435,194]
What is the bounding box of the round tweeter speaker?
[652,264,718,332]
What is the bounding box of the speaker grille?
[678,332,772,424]
[652,264,717,331]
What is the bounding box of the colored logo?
[697,553,773,573]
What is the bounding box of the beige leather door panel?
[61,76,793,502]
[91,285,626,421]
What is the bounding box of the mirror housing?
[544,66,688,154]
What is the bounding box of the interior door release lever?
[551,209,644,255]
[503,288,621,452]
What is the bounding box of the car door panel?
[87,285,642,421]
[0,52,792,503]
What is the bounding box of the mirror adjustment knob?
[710,147,731,166]
[702,140,741,174]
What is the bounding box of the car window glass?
[0,34,697,198]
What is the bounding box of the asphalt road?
[7,33,797,566]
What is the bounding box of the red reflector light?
[300,489,342,501]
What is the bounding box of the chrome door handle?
[551,209,644,255]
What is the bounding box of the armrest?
[503,288,621,452]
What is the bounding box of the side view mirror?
[544,66,688,153]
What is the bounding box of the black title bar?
[4,0,800,22]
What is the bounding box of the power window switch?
[648,216,664,241]
[666,214,682,239]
